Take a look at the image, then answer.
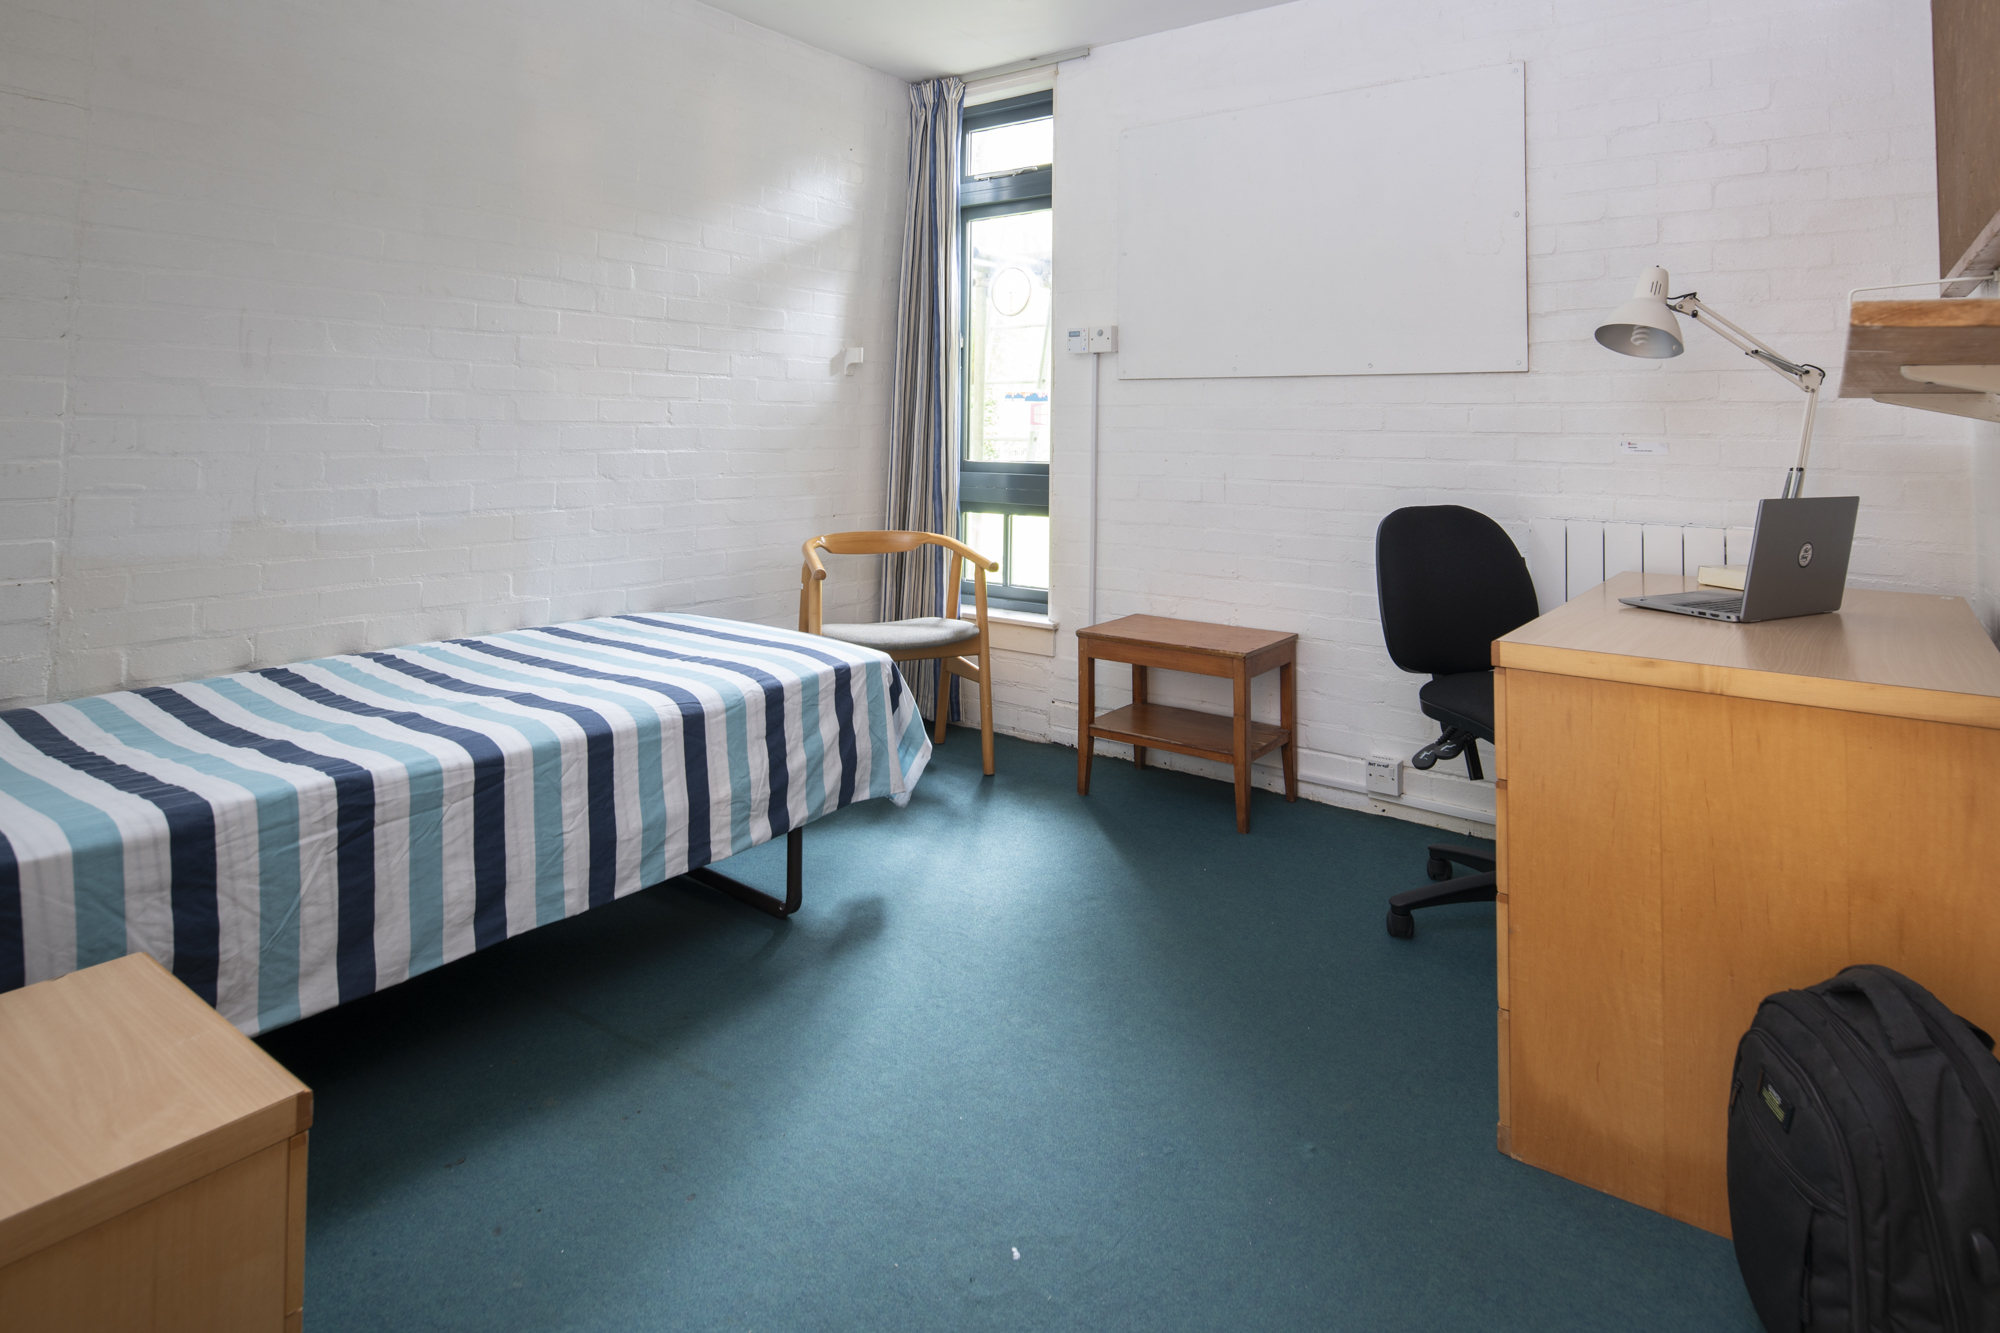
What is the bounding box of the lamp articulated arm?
[1668,293,1825,500]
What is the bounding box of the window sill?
[963,605,1054,629]
[960,603,1058,657]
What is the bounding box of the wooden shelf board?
[1087,702,1288,763]
[1840,299,2000,397]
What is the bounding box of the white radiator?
[1525,521,1754,613]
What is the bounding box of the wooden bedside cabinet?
[0,953,312,1331]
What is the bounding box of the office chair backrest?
[1375,506,1541,677]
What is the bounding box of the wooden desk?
[0,954,313,1331]
[1494,571,2000,1236]
[1076,615,1298,832]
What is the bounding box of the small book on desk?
[1697,564,1746,590]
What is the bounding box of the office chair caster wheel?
[1386,909,1415,939]
[1426,857,1452,882]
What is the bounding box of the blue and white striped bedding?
[0,613,930,1034]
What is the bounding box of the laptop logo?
[1798,543,1813,567]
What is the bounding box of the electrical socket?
[1365,755,1403,798]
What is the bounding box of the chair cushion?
[820,617,980,654]
[1418,671,1494,741]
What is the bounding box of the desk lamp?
[1596,266,1826,498]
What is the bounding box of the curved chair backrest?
[1375,506,1540,678]
[799,531,999,635]
[803,530,996,572]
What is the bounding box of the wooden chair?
[800,531,999,776]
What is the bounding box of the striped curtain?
[881,76,963,722]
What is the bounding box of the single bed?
[0,613,931,1034]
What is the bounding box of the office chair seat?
[1418,672,1493,739]
[820,617,980,654]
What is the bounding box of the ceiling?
[699,0,1298,82]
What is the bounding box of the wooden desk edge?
[1493,641,2000,730]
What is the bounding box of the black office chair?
[1375,506,1541,939]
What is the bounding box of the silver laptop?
[1620,496,1859,623]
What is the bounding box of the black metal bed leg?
[684,827,804,919]
[784,825,802,913]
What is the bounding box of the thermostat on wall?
[1067,328,1089,354]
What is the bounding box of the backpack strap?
[1823,967,1932,1054]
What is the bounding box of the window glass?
[965,209,1052,466]
[965,117,1053,178]
[1010,515,1050,590]
[956,92,1052,613]
[961,512,1005,574]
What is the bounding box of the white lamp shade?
[1595,265,1684,359]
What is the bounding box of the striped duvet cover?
[0,613,931,1034]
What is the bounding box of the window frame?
[958,90,1053,614]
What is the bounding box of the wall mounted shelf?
[1841,299,2000,422]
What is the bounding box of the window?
[959,91,1052,613]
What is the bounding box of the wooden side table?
[1076,614,1299,832]
[0,953,313,1332]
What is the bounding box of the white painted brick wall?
[0,0,907,707]
[1011,0,1970,826]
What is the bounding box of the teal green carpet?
[257,730,1761,1331]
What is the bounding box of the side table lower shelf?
[1089,702,1288,766]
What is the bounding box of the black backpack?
[1728,964,2000,1332]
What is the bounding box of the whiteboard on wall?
[1116,63,1527,380]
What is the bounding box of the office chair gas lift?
[1374,506,1542,939]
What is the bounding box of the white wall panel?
[1684,528,1729,572]
[1526,521,1568,615]
[0,0,909,706]
[1604,524,1645,580]
[1642,526,1685,575]
[1566,526,1604,600]
[1547,523,1727,604]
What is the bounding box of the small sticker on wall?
[1618,440,1669,456]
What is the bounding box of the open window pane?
[965,209,1052,465]
[966,117,1053,178]
[1011,515,1049,590]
